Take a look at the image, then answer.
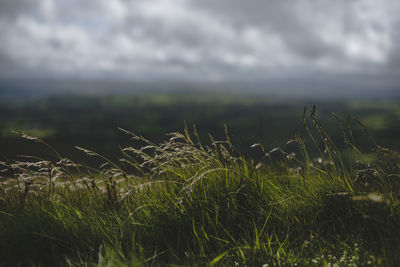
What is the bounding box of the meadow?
[1,92,399,162]
[1,92,400,266]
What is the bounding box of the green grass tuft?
[1,109,400,266]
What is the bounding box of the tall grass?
[0,107,400,266]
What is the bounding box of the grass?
[2,94,399,164]
[1,107,400,266]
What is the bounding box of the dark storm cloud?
[0,0,399,91]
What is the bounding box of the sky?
[0,0,399,94]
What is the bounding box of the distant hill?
[1,78,399,101]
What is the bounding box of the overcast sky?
[0,0,399,93]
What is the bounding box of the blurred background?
[0,0,399,163]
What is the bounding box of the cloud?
[0,0,399,90]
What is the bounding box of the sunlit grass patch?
[1,125,56,138]
[0,108,400,266]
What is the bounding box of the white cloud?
[0,0,398,84]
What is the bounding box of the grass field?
[1,98,400,266]
[1,93,400,163]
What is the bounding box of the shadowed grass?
[0,108,400,266]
